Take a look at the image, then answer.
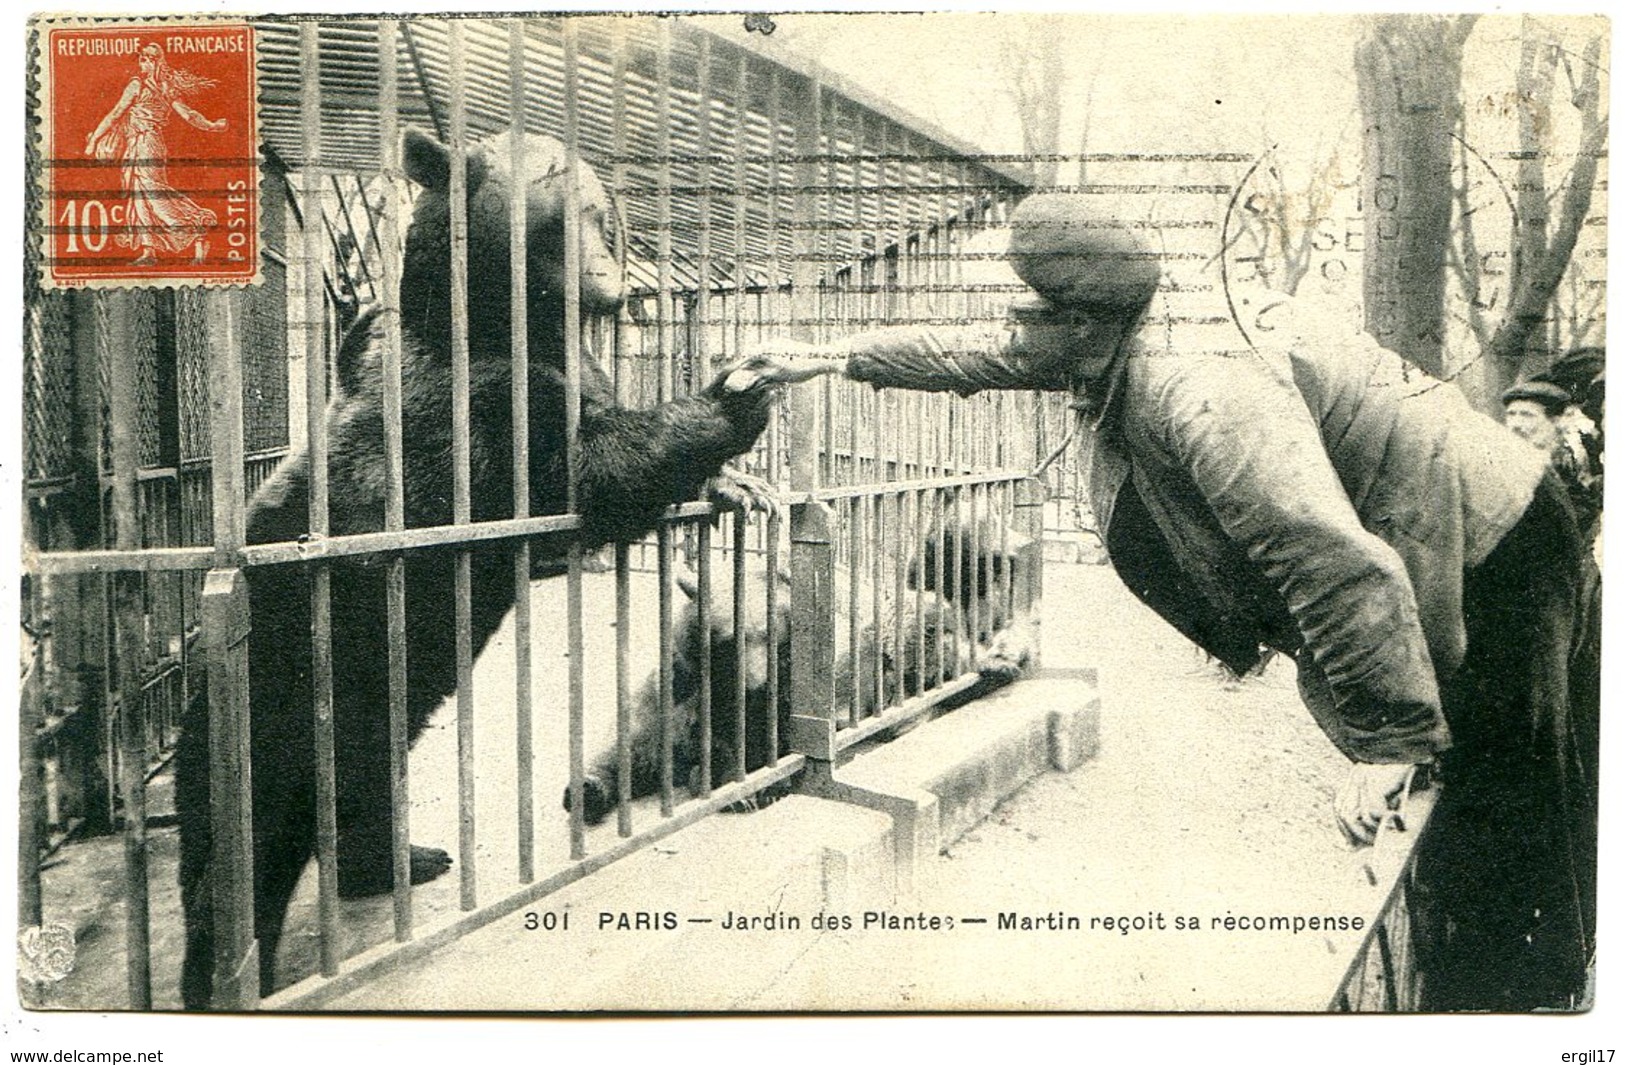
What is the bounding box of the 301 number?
[523,911,569,931]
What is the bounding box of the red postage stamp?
[39,19,259,288]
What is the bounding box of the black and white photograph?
[5,6,1616,1057]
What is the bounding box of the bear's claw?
[707,468,781,519]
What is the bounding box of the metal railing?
[1330,787,1438,1011]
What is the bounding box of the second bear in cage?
[566,509,1038,826]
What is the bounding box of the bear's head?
[401,128,625,355]
[675,559,792,699]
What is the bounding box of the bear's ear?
[403,128,449,189]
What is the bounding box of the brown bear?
[176,128,808,1009]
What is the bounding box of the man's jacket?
[836,296,1548,765]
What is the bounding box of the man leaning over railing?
[759,192,1599,1012]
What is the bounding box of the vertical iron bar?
[819,96,835,488]
[936,159,953,483]
[994,478,1007,624]
[615,543,633,837]
[611,29,631,405]
[868,115,890,705]
[655,21,675,404]
[764,508,782,762]
[446,18,478,909]
[696,522,713,796]
[912,486,926,697]
[508,19,536,884]
[657,526,675,815]
[787,74,836,761]
[731,50,748,365]
[970,482,985,667]
[106,292,150,1008]
[299,21,341,980]
[952,485,965,675]
[891,490,906,708]
[846,104,863,490]
[732,513,748,782]
[377,16,413,942]
[765,68,784,484]
[869,492,883,713]
[934,487,947,687]
[847,497,860,723]
[694,34,713,394]
[563,17,588,862]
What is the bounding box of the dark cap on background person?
[1006,193,1161,313]
[1533,347,1604,403]
[1500,379,1573,416]
[1534,347,1604,427]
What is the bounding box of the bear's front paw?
[977,651,1026,682]
[409,845,453,886]
[707,468,781,519]
[562,776,617,826]
[979,621,1036,682]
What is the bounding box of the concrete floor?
[313,563,1402,1012]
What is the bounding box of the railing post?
[786,72,837,766]
[1013,476,1046,671]
[104,290,152,1010]
[200,569,255,1006]
[788,501,837,763]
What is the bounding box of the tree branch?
[1486,33,1606,362]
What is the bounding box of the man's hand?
[716,342,845,393]
[1335,761,1421,847]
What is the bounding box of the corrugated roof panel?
[253,15,1028,297]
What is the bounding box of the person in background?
[1500,379,1572,453]
[1529,348,1606,549]
[767,193,1598,1011]
[1502,376,1603,546]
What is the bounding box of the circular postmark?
[1215,130,1579,396]
[1217,143,1364,350]
[18,921,77,985]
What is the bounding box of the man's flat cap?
[1501,379,1573,414]
[1007,193,1162,312]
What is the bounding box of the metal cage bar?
[298,20,343,982]
[507,18,537,888]
[445,20,480,911]
[561,18,590,864]
[107,292,153,1009]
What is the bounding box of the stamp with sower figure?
[38,19,258,288]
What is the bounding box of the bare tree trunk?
[1355,14,1474,376]
[1484,33,1606,382]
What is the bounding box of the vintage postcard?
[6,7,1616,1057]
